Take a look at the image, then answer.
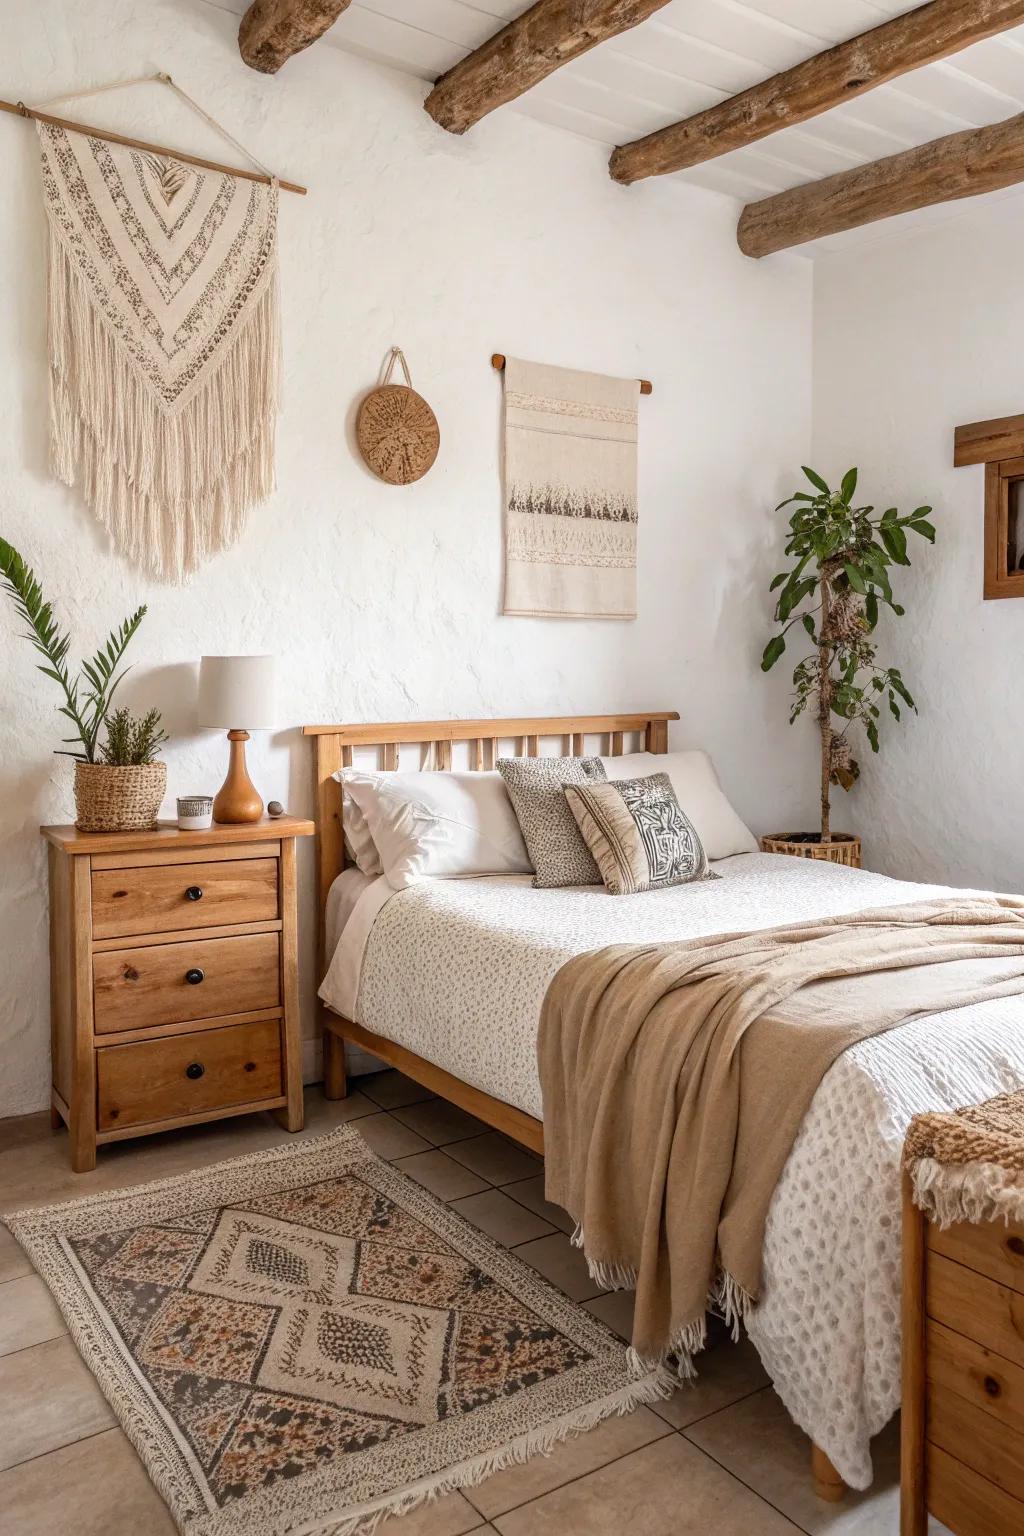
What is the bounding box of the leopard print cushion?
[497,756,606,888]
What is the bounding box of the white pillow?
[600,750,757,861]
[339,769,533,890]
[336,783,383,877]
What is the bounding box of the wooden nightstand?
[42,816,314,1172]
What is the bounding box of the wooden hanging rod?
[0,98,307,195]
[491,354,652,395]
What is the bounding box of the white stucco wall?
[813,198,1024,895]
[0,0,814,1118]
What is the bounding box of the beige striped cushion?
[563,773,715,895]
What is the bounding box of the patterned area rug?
[6,1125,665,1536]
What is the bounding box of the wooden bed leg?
[323,1026,348,1101]
[811,1444,847,1502]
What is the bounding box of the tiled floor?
[0,1074,943,1535]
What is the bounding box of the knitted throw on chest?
[36,122,279,580]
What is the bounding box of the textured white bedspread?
[319,853,1024,1487]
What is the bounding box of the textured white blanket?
[320,853,1024,1487]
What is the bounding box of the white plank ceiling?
[216,0,1024,252]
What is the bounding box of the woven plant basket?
[74,761,167,833]
[357,347,440,485]
[760,833,861,869]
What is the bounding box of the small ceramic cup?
[177,795,214,831]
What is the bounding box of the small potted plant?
[1,537,169,832]
[760,467,936,865]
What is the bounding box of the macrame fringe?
[47,229,279,581]
[297,1370,675,1536]
[572,1222,756,1383]
[910,1156,1024,1229]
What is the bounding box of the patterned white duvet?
[319,853,1024,1488]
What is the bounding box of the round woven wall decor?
[357,348,440,485]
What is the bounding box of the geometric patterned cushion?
[563,772,715,894]
[497,756,607,888]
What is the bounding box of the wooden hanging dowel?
[491,353,652,394]
[0,97,307,195]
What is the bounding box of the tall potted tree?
[760,466,935,866]
[1,538,169,831]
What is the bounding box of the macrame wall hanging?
[31,74,290,581]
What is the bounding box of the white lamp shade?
[198,655,276,731]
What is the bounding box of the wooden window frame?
[984,457,1024,600]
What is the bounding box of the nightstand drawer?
[97,1018,283,1131]
[927,1251,1024,1372]
[92,857,279,939]
[93,932,280,1034]
[932,1219,1024,1293]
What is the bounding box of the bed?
[302,713,1024,1500]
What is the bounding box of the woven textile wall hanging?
[502,357,640,620]
[34,78,282,581]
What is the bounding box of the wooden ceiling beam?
[424,0,672,136]
[737,110,1024,258]
[239,0,353,74]
[610,0,1024,185]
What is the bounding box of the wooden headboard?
[301,711,679,961]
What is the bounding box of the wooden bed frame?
[302,709,848,1503]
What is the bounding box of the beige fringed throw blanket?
[539,898,1024,1375]
[502,357,639,620]
[36,122,279,580]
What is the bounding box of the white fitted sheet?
[318,853,1024,1487]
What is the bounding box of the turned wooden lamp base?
[212,729,264,824]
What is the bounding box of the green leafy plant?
[0,537,151,764]
[761,467,936,842]
[100,707,169,766]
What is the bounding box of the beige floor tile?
[502,1175,574,1235]
[376,1489,486,1534]
[492,1431,801,1535]
[650,1333,769,1429]
[0,1426,177,1535]
[392,1099,492,1147]
[445,1134,542,1187]
[450,1188,556,1246]
[584,1289,635,1341]
[684,1387,950,1534]
[513,1232,604,1303]
[299,1088,380,1128]
[394,1149,491,1201]
[352,1112,433,1160]
[0,1223,32,1283]
[0,1274,66,1356]
[0,1334,116,1470]
[465,1405,670,1519]
[360,1070,437,1110]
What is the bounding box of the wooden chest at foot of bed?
[902,1175,1024,1534]
[41,817,313,1171]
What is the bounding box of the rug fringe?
[910,1155,1024,1229]
[299,1369,676,1536]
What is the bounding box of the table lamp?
[198,655,276,824]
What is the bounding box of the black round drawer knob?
[984,1375,1002,1398]
[185,886,203,902]
[1008,1235,1024,1257]
[185,967,205,985]
[185,1062,205,1081]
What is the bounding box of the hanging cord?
[37,72,276,181]
[379,347,414,387]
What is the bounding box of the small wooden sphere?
[357,383,440,485]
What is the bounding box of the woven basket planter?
[760,833,861,869]
[74,761,167,833]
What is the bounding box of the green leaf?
[802,465,830,494]
[880,523,909,565]
[866,720,880,753]
[909,519,935,542]
[802,614,816,638]
[865,592,878,629]
[769,572,789,591]
[840,467,858,502]
[911,506,933,518]
[881,507,898,524]
[889,601,905,616]
[761,634,786,672]
[843,563,867,594]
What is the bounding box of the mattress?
[319,853,1024,1487]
